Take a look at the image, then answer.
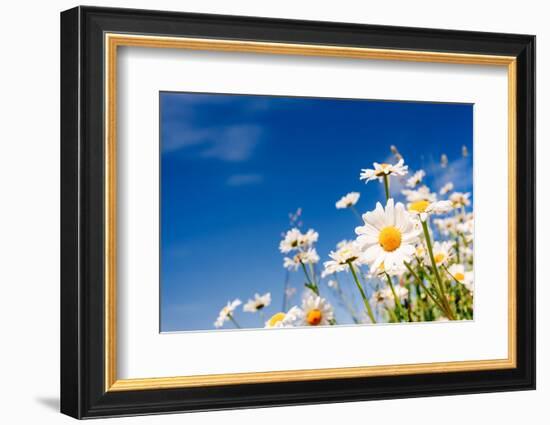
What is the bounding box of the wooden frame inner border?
[104,33,517,392]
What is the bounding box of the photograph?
[159,92,474,332]
[57,4,536,419]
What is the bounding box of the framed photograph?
[60,6,535,419]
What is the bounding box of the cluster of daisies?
[215,151,474,329]
[214,291,335,329]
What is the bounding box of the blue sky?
[160,92,473,332]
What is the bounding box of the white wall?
[0,1,544,423]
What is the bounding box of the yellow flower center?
[434,253,445,264]
[376,163,392,176]
[378,226,402,252]
[268,312,286,327]
[306,309,323,326]
[454,273,465,282]
[409,200,430,213]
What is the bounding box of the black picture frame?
[61,5,535,419]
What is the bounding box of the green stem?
[333,277,360,324]
[385,272,407,322]
[348,262,377,323]
[454,237,461,263]
[228,314,241,329]
[308,262,317,285]
[300,261,319,295]
[350,205,363,223]
[383,175,390,201]
[421,221,456,320]
[404,261,450,318]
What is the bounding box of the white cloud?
[226,173,263,187]
[201,125,261,162]
[162,123,262,162]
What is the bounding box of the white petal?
[384,199,396,227]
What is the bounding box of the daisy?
[408,199,453,221]
[457,213,474,234]
[283,248,320,271]
[369,260,407,278]
[300,295,334,326]
[335,192,360,209]
[433,217,457,236]
[243,292,271,313]
[402,185,437,203]
[279,228,319,253]
[440,182,454,195]
[426,241,454,266]
[321,240,365,277]
[214,299,242,328]
[447,264,474,292]
[415,243,426,260]
[359,158,408,183]
[355,199,420,271]
[264,306,303,328]
[279,228,303,253]
[301,229,319,246]
[371,286,408,311]
[406,170,425,188]
[449,192,471,208]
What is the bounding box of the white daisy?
[355,199,420,271]
[243,292,271,313]
[283,248,320,271]
[321,240,365,277]
[440,182,454,195]
[447,264,474,292]
[279,228,303,253]
[264,306,303,328]
[406,170,426,188]
[456,213,474,234]
[401,185,437,203]
[214,299,242,328]
[301,229,319,246]
[300,295,334,326]
[449,192,471,208]
[371,286,408,310]
[433,217,457,236]
[408,199,453,221]
[415,243,426,260]
[279,228,319,253]
[359,158,408,183]
[369,259,407,278]
[335,192,360,209]
[426,241,454,266]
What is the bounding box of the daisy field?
[160,92,474,332]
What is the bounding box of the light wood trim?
[507,60,518,368]
[104,33,518,392]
